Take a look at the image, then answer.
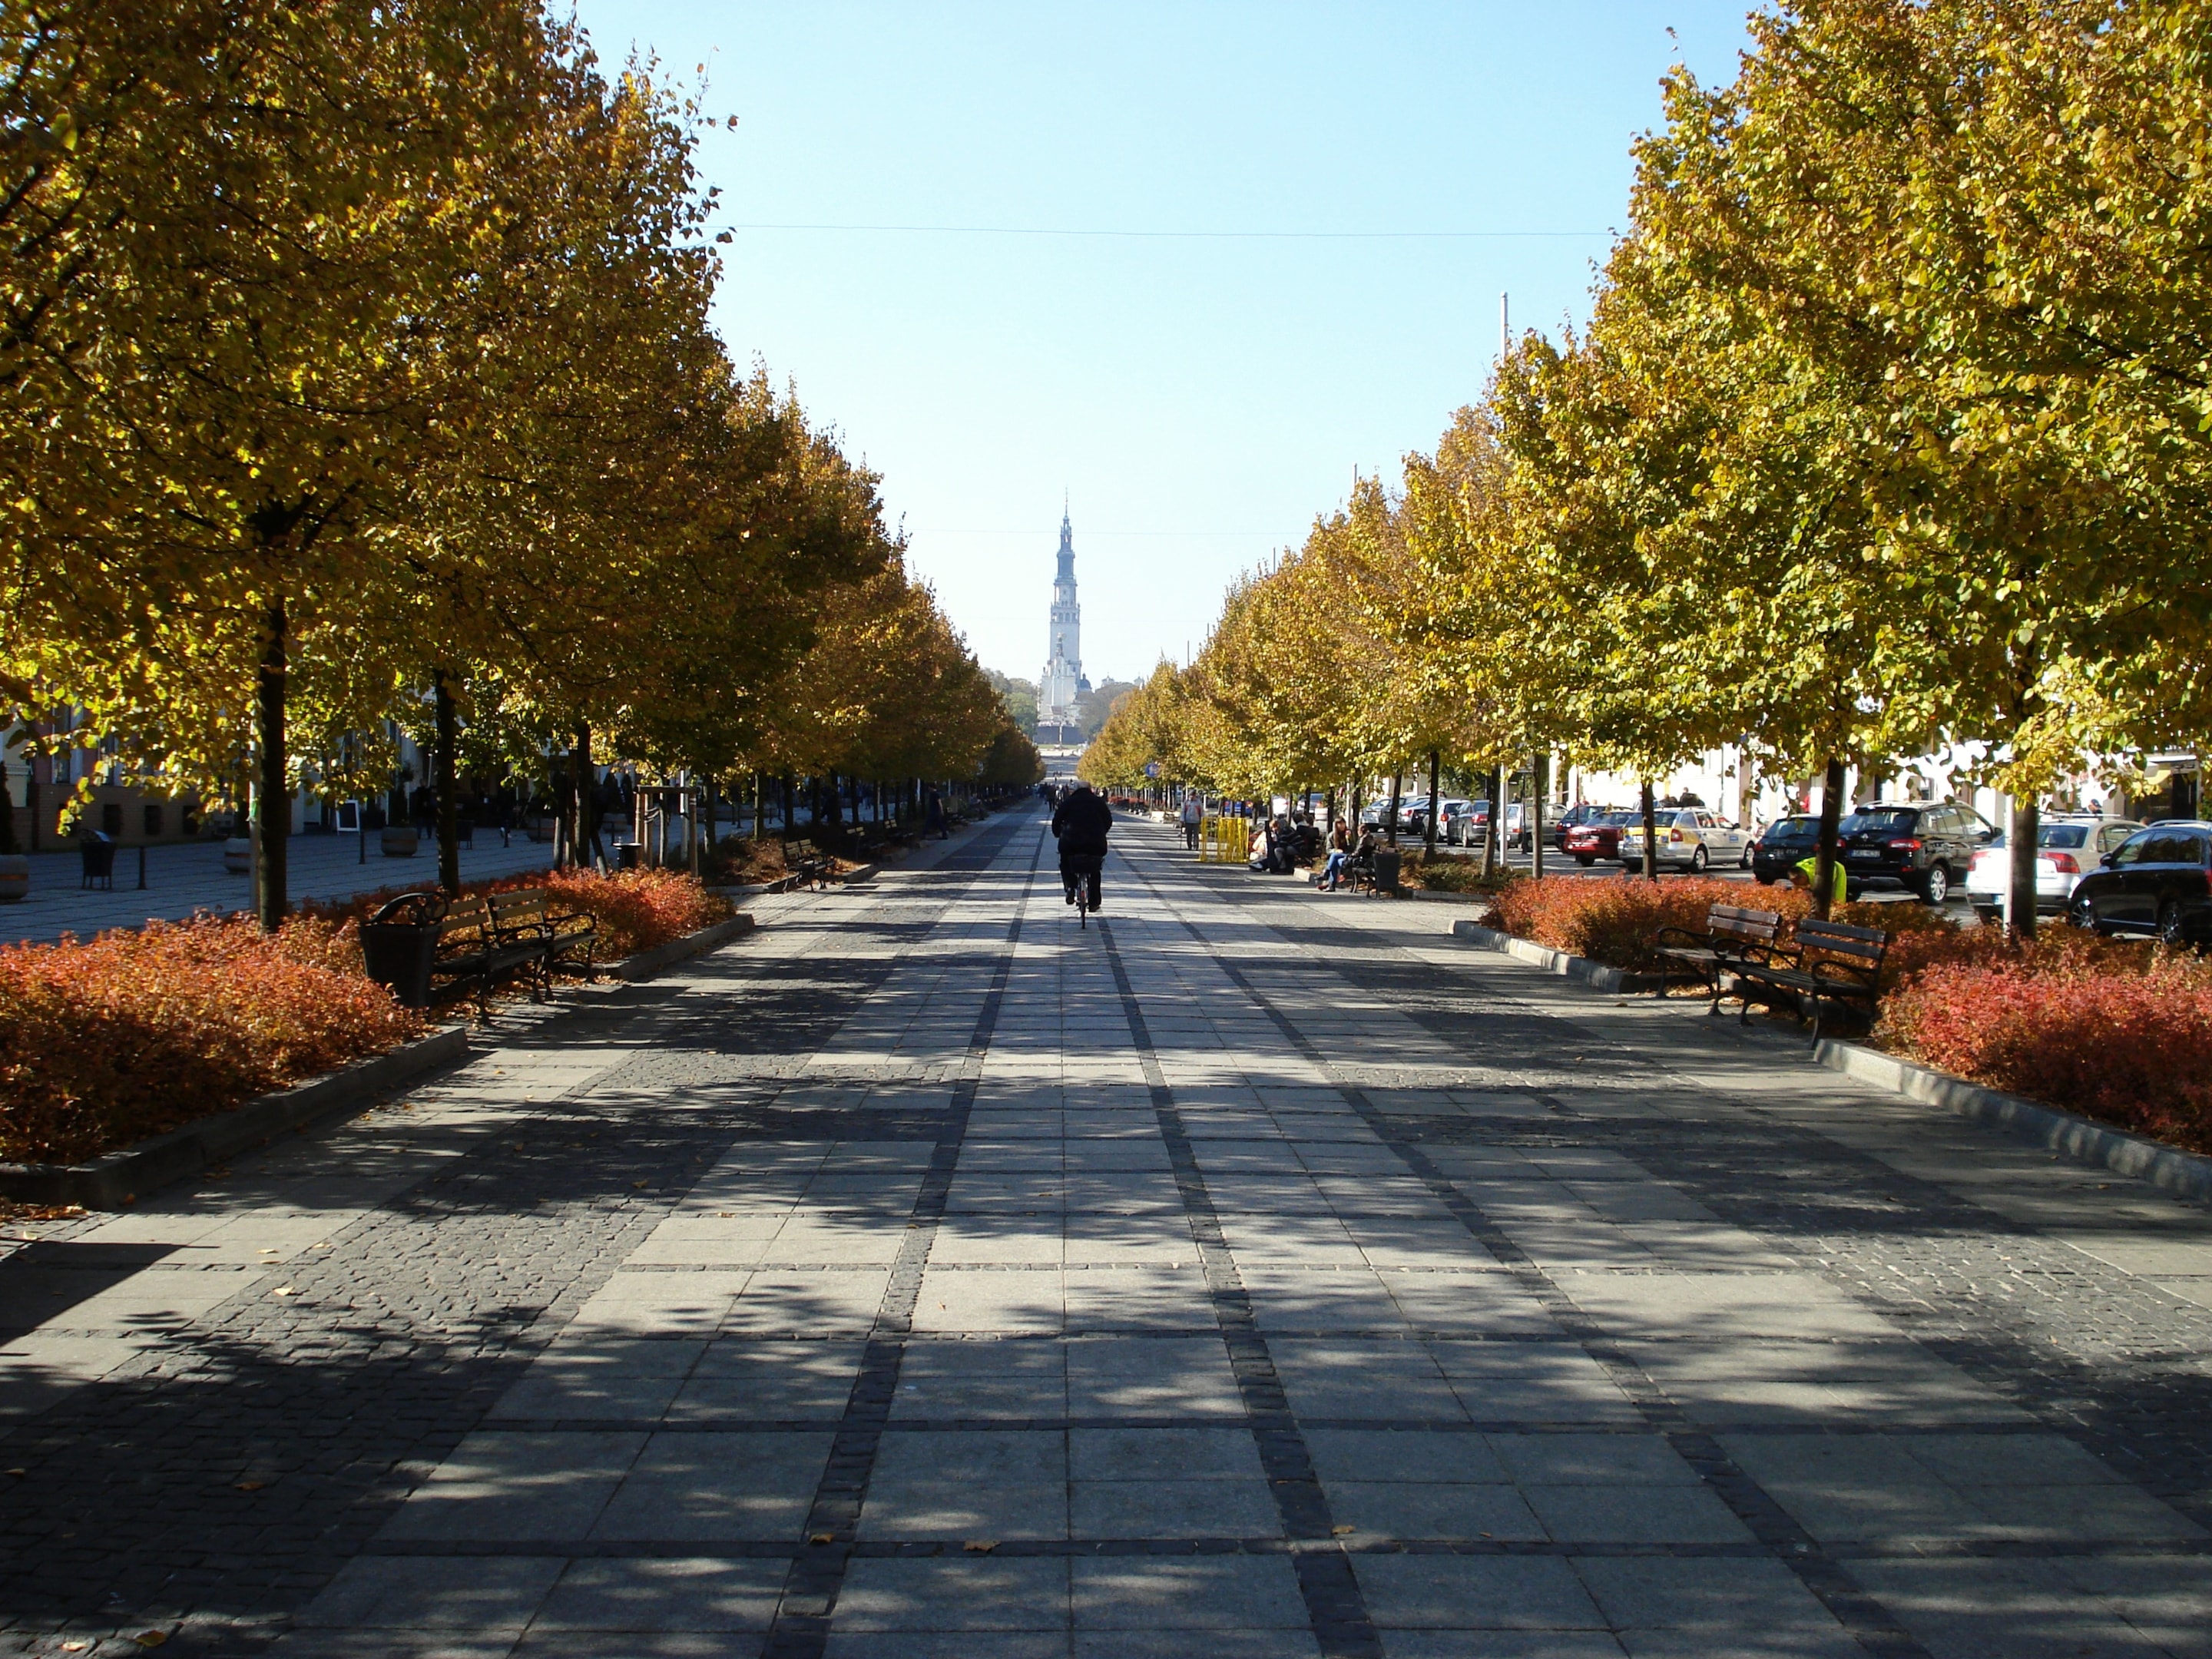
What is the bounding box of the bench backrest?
[439,896,493,938]
[1708,903,1783,945]
[1796,917,1889,968]
[488,889,549,929]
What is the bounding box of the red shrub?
[310,868,731,960]
[1489,875,1813,969]
[0,915,426,1165]
[1879,952,2212,1153]
[530,869,731,959]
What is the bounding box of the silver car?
[1966,814,2142,920]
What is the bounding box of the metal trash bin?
[1373,848,1402,896]
[360,892,445,1008]
[79,831,118,891]
[618,842,641,870]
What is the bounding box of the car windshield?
[1769,817,1818,836]
[1602,810,1640,826]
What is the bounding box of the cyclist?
[1051,780,1113,912]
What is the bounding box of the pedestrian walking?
[1181,794,1203,850]
[926,788,949,839]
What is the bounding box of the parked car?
[1451,800,1531,849]
[1750,814,1823,885]
[1550,802,1611,852]
[1965,814,2144,922]
[1836,802,1994,904]
[2066,821,2212,942]
[1563,808,1639,866]
[1619,808,1754,873]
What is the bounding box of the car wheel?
[1739,844,1752,869]
[1919,863,1949,906]
[1576,855,1594,867]
[1690,845,1708,873]
[2160,900,2187,946]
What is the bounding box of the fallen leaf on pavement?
[134,1632,167,1647]
[963,1540,998,1554]
[1331,1525,1355,1535]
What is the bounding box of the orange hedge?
[1878,940,2212,1153]
[1486,873,1959,976]
[313,868,732,960]
[0,915,426,1165]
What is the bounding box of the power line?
[722,221,1611,241]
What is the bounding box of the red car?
[1561,809,1639,866]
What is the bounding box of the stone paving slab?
[2,810,2211,1657]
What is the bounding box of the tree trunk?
[2006,793,2040,939]
[1640,780,1660,882]
[1813,756,1847,919]
[571,724,599,870]
[1386,771,1402,848]
[434,671,461,896]
[1424,749,1439,857]
[254,598,289,930]
[780,774,794,839]
[1531,753,1548,880]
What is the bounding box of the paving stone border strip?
[1443,910,2212,1207]
[760,824,1040,1659]
[1814,1036,2212,1206]
[0,1023,470,1208]
[1445,916,1669,992]
[1132,876,1939,1659]
[0,909,768,1208]
[606,909,757,979]
[1097,915,1386,1659]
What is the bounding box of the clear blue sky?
[571,2,1756,688]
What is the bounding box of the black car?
[1749,814,1823,885]
[1836,803,1994,904]
[2067,821,2212,943]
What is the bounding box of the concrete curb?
[0,1025,471,1209]
[1813,1039,2212,1205]
[1445,918,1670,995]
[608,912,758,982]
[1397,888,1485,906]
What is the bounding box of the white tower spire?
[1038,505,1085,739]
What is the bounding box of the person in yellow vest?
[1791,854,1847,906]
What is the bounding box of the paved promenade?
[0,833,561,945]
[3,807,2210,1656]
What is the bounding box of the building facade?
[1038,509,1089,739]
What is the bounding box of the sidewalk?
[0,832,559,945]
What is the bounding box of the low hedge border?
[1446,917,1669,993]
[0,1024,469,1208]
[1814,1039,2212,1207]
[0,908,766,1208]
[1441,916,2212,1208]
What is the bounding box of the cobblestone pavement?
[3,809,2210,1657]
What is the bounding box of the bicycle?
[1061,852,1104,929]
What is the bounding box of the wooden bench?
[429,888,597,1003]
[487,887,597,988]
[431,896,553,1003]
[1731,916,1889,1041]
[780,840,832,891]
[1655,903,1786,1014]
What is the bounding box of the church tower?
[1038,507,1088,739]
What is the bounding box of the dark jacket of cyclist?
[1051,786,1112,854]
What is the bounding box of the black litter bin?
[618,842,641,870]
[1373,847,1402,896]
[79,831,117,891]
[360,892,445,1008]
